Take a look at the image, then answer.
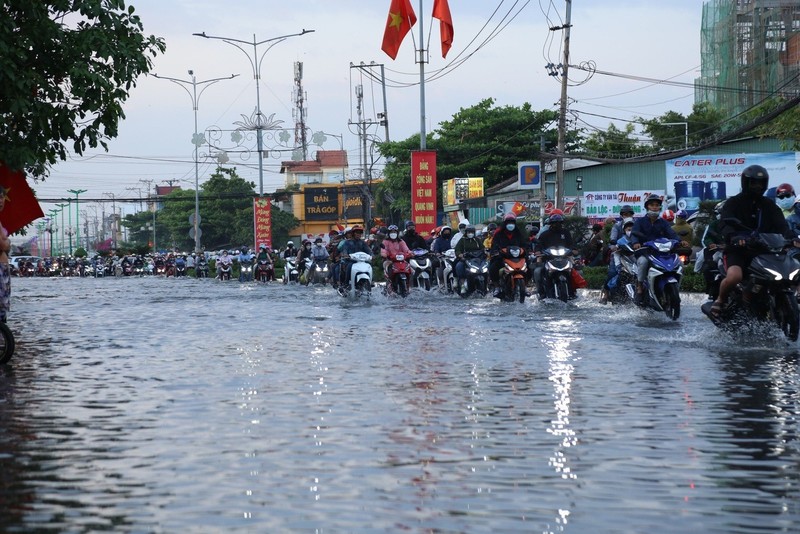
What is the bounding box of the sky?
[36,0,703,224]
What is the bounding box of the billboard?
[581,190,666,218]
[518,161,541,190]
[665,152,800,214]
[303,186,339,221]
[253,197,272,249]
[444,177,484,207]
[411,151,438,237]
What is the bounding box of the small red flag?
[0,163,45,235]
[432,0,454,58]
[381,0,417,60]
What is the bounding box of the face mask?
[625,229,632,237]
[466,232,475,238]
[459,227,466,234]
[777,196,795,210]
[305,245,311,249]
[505,224,515,231]
[389,232,398,240]
[406,228,415,234]
[622,217,633,225]
[646,209,660,219]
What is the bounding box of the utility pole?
[292,62,309,160]
[555,0,572,211]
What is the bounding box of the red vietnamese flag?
[432,0,454,58]
[381,0,417,60]
[0,163,45,235]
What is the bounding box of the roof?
[280,149,348,174]
[155,185,181,196]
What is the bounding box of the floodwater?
[1,276,799,533]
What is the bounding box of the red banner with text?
[411,151,437,238]
[253,197,272,250]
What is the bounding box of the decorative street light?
[152,70,238,253]
[68,189,87,253]
[193,29,315,196]
[55,203,69,256]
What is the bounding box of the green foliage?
[582,123,648,158]
[0,0,166,176]
[376,98,565,220]
[748,97,800,152]
[74,247,87,258]
[638,103,726,152]
[124,167,299,252]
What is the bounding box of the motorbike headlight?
[764,267,783,281]
[790,268,800,282]
[469,267,478,273]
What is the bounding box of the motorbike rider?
[216,250,232,278]
[774,182,796,218]
[699,200,726,300]
[454,224,486,294]
[309,237,330,278]
[483,222,498,250]
[327,230,345,287]
[709,165,795,318]
[295,240,313,280]
[489,212,529,298]
[282,241,298,261]
[599,204,636,304]
[672,209,694,245]
[450,219,470,249]
[431,226,453,286]
[380,224,412,290]
[533,213,577,300]
[402,220,428,251]
[631,194,686,304]
[339,225,373,289]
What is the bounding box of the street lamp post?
[68,189,87,254]
[152,71,238,253]
[193,29,315,195]
[55,203,69,256]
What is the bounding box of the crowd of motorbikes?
[11,217,800,343]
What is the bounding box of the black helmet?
[643,194,663,209]
[741,164,769,196]
[486,222,497,233]
[620,204,634,216]
[405,220,415,229]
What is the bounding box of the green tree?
[376,98,563,218]
[582,123,646,158]
[639,103,726,151]
[748,96,800,151]
[0,0,165,176]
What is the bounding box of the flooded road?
[1,277,799,533]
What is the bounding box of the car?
[9,256,42,276]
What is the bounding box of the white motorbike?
[439,249,457,294]
[341,251,373,300]
[408,248,434,291]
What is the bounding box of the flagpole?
[418,0,426,150]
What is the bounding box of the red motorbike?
[384,253,413,298]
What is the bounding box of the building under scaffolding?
[697,0,800,117]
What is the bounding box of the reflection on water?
[0,278,798,532]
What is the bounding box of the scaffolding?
[697,0,800,117]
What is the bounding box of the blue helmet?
[549,213,564,223]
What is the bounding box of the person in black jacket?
[710,165,793,318]
[533,213,576,299]
[401,220,428,251]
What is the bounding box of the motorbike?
[239,259,253,282]
[175,261,187,278]
[283,258,299,284]
[408,248,434,291]
[457,250,489,298]
[0,320,16,365]
[701,232,800,341]
[217,261,232,281]
[94,261,105,278]
[629,237,684,320]
[384,253,412,297]
[497,246,529,303]
[539,246,575,302]
[340,251,373,300]
[196,260,209,279]
[255,259,274,282]
[307,258,329,285]
[439,249,457,294]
